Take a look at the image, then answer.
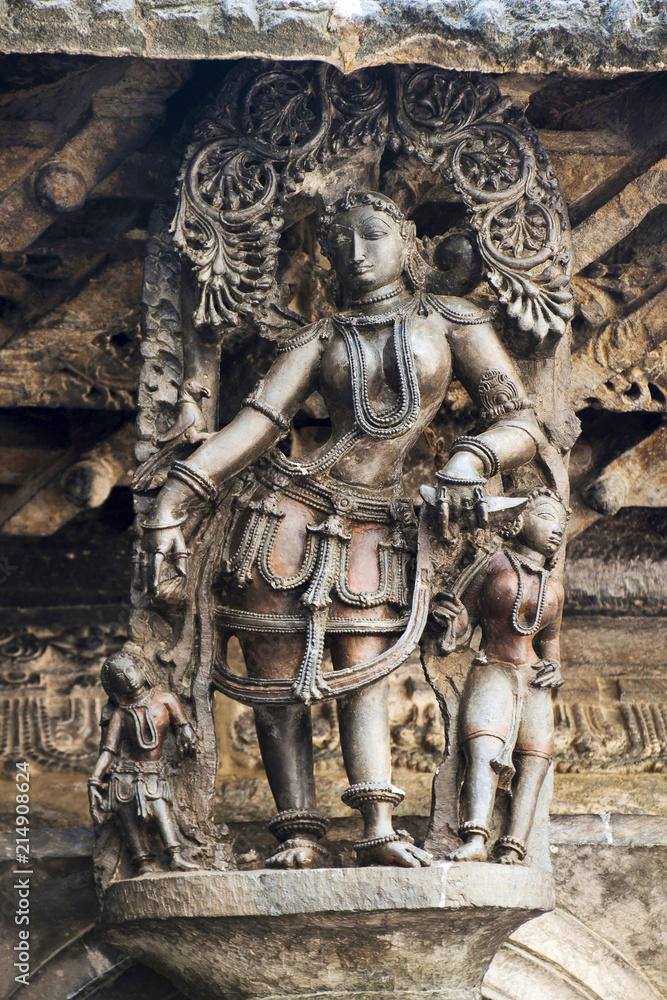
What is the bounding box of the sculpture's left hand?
[177,723,198,755]
[437,452,489,532]
[531,658,564,689]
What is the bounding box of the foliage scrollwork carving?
[172,62,573,357]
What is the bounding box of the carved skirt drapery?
[215,459,417,702]
[218,462,416,634]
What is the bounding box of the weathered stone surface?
[572,155,667,272]
[0,853,97,992]
[103,863,555,921]
[571,286,667,408]
[565,511,667,616]
[2,827,664,1000]
[2,419,135,535]
[0,59,190,252]
[0,622,125,791]
[553,615,667,786]
[551,813,667,847]
[101,865,554,1000]
[549,843,667,997]
[580,423,667,515]
[1,1,667,76]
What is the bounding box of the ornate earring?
[406,248,426,290]
[499,514,524,539]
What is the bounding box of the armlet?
[241,379,290,434]
[478,369,534,422]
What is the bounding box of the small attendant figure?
[88,651,200,875]
[446,488,569,864]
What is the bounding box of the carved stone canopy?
[138,61,577,480]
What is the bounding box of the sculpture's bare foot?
[355,832,432,868]
[446,835,487,862]
[497,848,524,865]
[265,837,329,870]
[360,841,432,868]
[168,849,200,872]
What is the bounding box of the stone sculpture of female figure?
[139,190,543,870]
[444,488,568,865]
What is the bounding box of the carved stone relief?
[0,624,124,770]
[71,59,573,884]
[0,32,667,1000]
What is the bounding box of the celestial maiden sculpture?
[138,188,543,869]
[89,62,577,883]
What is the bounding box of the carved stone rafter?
[171,62,573,358]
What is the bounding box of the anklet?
[353,831,414,851]
[459,821,490,842]
[497,835,527,859]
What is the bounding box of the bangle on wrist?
[450,436,500,478]
[140,513,187,530]
[169,461,219,503]
[436,471,487,488]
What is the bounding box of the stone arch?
[484,909,662,1000]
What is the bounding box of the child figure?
[88,651,200,875]
[446,488,568,864]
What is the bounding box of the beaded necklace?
[348,282,403,307]
[121,688,160,750]
[335,299,421,439]
[505,550,550,636]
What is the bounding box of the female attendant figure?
[139,190,543,870]
[88,651,199,875]
[445,489,568,864]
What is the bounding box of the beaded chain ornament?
[505,550,550,636]
[335,300,421,439]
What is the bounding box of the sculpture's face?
[110,657,146,698]
[518,498,566,558]
[328,205,406,295]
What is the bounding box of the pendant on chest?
[335,303,421,439]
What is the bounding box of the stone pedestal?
[100,863,554,1000]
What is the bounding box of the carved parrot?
[132,378,212,493]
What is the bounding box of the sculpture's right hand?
[140,525,188,594]
[88,784,106,825]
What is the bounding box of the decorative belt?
[216,607,410,634]
[110,759,164,776]
[213,504,433,706]
[107,759,170,818]
[259,460,414,525]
